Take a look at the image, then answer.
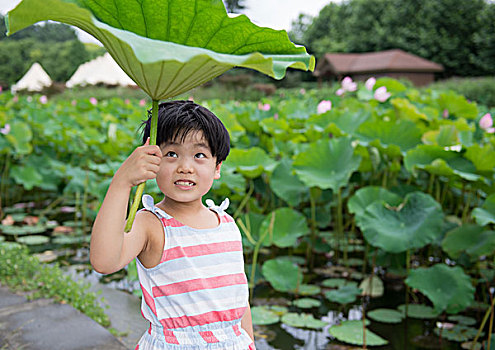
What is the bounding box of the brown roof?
[315,49,444,76]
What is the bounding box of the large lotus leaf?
[7,0,314,100]
[404,145,479,181]
[307,109,371,136]
[347,186,403,217]
[4,120,32,155]
[293,137,361,191]
[259,208,309,248]
[422,125,460,147]
[472,193,495,226]
[465,144,495,172]
[436,91,478,120]
[405,264,475,314]
[391,98,428,124]
[329,320,388,346]
[397,304,441,319]
[226,147,277,178]
[356,119,422,154]
[10,165,43,191]
[281,312,326,329]
[262,258,302,293]
[441,224,495,261]
[270,158,309,207]
[251,306,279,325]
[355,191,444,253]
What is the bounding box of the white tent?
[12,62,52,93]
[66,53,136,88]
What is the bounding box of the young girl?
[90,100,255,349]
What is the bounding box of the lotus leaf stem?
[461,187,472,223]
[337,187,345,264]
[233,180,254,219]
[236,217,256,246]
[471,294,495,350]
[125,100,159,233]
[306,188,317,269]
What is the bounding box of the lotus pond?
[1,77,494,349]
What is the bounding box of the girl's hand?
[113,138,162,188]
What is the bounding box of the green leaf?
[434,324,480,342]
[262,258,302,293]
[321,278,350,288]
[325,285,362,305]
[226,147,277,178]
[355,192,444,253]
[472,193,495,226]
[397,304,441,319]
[4,120,32,155]
[329,320,388,346]
[347,186,403,217]
[259,208,309,248]
[293,137,361,191]
[359,276,384,297]
[437,91,478,120]
[465,143,495,172]
[281,312,326,329]
[405,264,475,314]
[270,158,308,207]
[448,315,476,326]
[17,235,50,245]
[292,298,321,309]
[297,284,321,296]
[441,224,495,261]
[10,165,43,191]
[7,0,314,100]
[368,309,403,324]
[251,306,279,325]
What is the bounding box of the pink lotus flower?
[0,86,2,93]
[299,88,306,95]
[124,99,130,105]
[480,113,495,133]
[258,103,271,111]
[374,86,391,102]
[365,77,376,91]
[336,88,345,96]
[89,97,98,105]
[0,124,10,135]
[188,96,194,101]
[274,113,279,120]
[341,76,357,92]
[71,100,77,106]
[317,100,332,114]
[13,95,18,103]
[39,95,48,104]
[442,109,449,118]
[139,99,146,107]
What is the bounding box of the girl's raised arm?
[89,139,162,274]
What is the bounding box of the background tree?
[300,0,494,77]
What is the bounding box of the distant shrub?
[429,77,495,108]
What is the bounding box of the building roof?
[12,62,52,93]
[315,49,444,76]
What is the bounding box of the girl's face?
[156,131,221,206]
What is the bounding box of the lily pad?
[0,225,47,235]
[368,309,403,324]
[293,137,361,192]
[329,320,388,346]
[17,235,50,245]
[448,315,476,326]
[52,235,91,245]
[405,264,475,314]
[354,191,444,253]
[397,304,441,319]
[322,278,348,288]
[472,193,495,226]
[359,276,384,297]
[442,224,495,261]
[262,258,302,293]
[251,306,280,325]
[281,312,326,329]
[434,324,480,342]
[298,284,321,296]
[7,0,314,101]
[293,298,321,309]
[325,285,362,305]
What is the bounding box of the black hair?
[141,100,230,165]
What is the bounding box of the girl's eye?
[195,153,206,159]
[165,151,178,158]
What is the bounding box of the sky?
[0,0,332,43]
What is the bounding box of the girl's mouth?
[174,180,195,187]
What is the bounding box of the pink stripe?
[233,324,242,336]
[161,217,184,227]
[220,215,234,223]
[159,307,246,329]
[134,346,139,350]
[199,330,220,343]
[161,241,242,263]
[153,273,247,297]
[163,329,180,345]
[248,342,256,350]
[141,284,157,316]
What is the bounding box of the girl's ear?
[214,162,222,180]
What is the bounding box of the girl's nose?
[177,159,194,173]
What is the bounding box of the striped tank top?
[135,194,254,349]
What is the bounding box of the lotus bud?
[139,99,146,107]
[374,86,391,102]
[299,88,306,95]
[479,113,493,130]
[89,97,98,105]
[71,100,77,106]
[317,100,332,114]
[0,124,11,135]
[365,77,376,91]
[336,88,344,96]
[442,109,449,118]
[39,95,47,104]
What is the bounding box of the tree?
[223,0,246,13]
[1,16,78,42]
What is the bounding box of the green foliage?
[429,77,495,108]
[302,0,495,76]
[0,242,109,327]
[329,320,388,346]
